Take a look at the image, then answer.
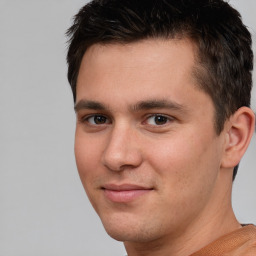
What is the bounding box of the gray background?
[0,1,255,255]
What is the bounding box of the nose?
[101,124,143,172]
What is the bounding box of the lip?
[102,184,153,203]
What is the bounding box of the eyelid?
[80,113,111,125]
[77,112,175,127]
[143,114,175,126]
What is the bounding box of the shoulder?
[190,224,256,256]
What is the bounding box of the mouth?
[101,184,153,203]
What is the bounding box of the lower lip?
[103,189,151,203]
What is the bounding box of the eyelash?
[80,114,174,126]
[144,114,173,126]
[81,114,111,125]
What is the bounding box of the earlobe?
[221,107,255,169]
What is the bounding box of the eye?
[146,115,171,126]
[86,115,110,125]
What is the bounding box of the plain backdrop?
[0,1,255,255]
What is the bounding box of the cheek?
[147,133,200,174]
[74,132,106,212]
[74,132,103,186]
[146,132,220,198]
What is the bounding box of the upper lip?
[102,184,152,191]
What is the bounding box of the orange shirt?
[190,225,256,256]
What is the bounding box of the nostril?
[102,148,143,172]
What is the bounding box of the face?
[75,39,227,243]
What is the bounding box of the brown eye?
[154,116,168,125]
[94,115,107,124]
[87,115,109,125]
[146,115,170,125]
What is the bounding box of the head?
[67,0,253,181]
[66,1,255,251]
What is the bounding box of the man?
[66,0,256,255]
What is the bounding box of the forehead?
[76,38,213,112]
[76,39,201,101]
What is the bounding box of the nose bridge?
[102,122,142,171]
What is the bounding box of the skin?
[74,39,249,256]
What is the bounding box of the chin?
[105,226,156,243]
[100,213,163,243]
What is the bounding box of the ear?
[221,107,255,169]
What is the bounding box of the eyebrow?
[74,99,187,113]
[74,100,107,112]
[131,99,187,112]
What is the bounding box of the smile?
[102,184,153,203]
